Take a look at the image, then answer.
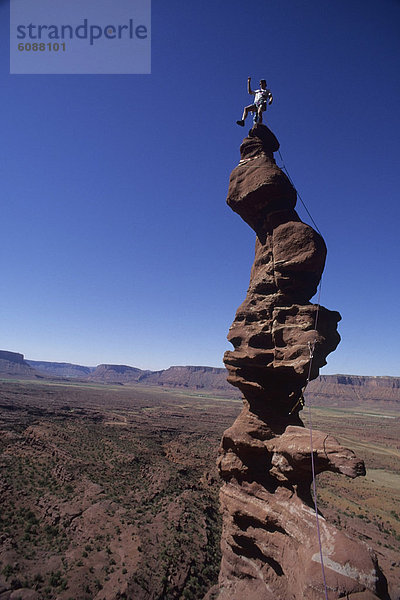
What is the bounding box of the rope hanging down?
[277,150,329,600]
[277,149,323,237]
[305,280,329,600]
[238,139,329,596]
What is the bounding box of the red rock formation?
[0,350,40,379]
[206,124,389,599]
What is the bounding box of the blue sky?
[1,0,399,375]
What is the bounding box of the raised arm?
[247,77,254,95]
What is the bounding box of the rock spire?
[206,124,389,600]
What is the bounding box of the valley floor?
[0,380,399,599]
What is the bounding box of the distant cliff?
[318,374,400,388]
[27,360,95,379]
[141,366,232,391]
[1,350,399,405]
[87,364,149,384]
[0,351,42,379]
[307,374,400,405]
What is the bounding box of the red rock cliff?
[206,124,389,600]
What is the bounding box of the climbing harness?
[253,100,268,124]
[253,104,263,124]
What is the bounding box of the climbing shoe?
[236,120,245,127]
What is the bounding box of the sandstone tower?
[206,124,389,600]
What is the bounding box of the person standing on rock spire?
[236,77,273,127]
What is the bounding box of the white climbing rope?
[305,282,329,600]
[234,139,332,596]
[277,148,323,237]
[277,149,330,600]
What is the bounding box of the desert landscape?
[3,0,400,597]
[0,361,399,599]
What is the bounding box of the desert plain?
[0,378,399,600]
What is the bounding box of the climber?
[236,77,273,127]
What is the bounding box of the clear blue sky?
[1,0,399,375]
